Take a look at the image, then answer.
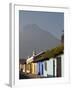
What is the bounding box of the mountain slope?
[19,24,61,59]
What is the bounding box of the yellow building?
[19,59,26,73]
[26,51,35,74]
[30,63,35,74]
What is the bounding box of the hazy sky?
[19,10,64,59]
[19,10,64,40]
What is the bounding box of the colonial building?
[26,44,64,77]
[22,46,64,77]
[43,54,64,77]
[26,51,45,75]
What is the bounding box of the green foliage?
[34,44,64,62]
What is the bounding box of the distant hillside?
[19,24,61,59]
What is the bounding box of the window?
[45,61,47,71]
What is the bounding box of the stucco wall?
[43,59,53,76]
[43,54,64,77]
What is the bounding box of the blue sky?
[19,10,64,40]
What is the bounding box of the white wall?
[43,61,48,76]
[54,58,57,77]
[47,58,53,76]
[43,58,53,76]
[43,54,64,77]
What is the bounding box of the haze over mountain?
[19,24,61,59]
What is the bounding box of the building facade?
[43,54,64,77]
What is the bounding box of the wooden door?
[53,60,55,77]
[56,57,61,77]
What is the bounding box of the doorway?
[56,57,61,77]
[42,64,43,75]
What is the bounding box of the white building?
[43,54,64,77]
